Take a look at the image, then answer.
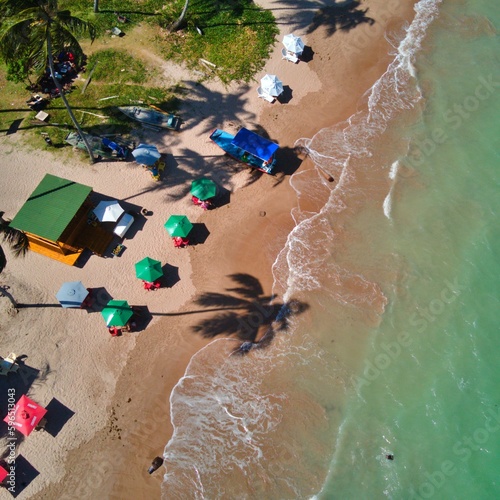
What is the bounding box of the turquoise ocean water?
[162,0,500,497]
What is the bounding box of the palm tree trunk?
[0,284,19,310]
[93,0,99,13]
[47,31,95,163]
[170,0,189,32]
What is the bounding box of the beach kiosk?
[9,174,114,265]
[209,128,279,174]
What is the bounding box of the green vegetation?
[0,0,278,154]
[87,50,149,84]
[58,0,166,35]
[158,0,278,84]
[61,0,279,84]
[0,0,98,160]
[7,51,179,148]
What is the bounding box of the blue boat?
[209,128,278,174]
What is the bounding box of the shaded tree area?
[158,0,278,84]
[0,0,97,161]
[191,273,309,354]
[306,0,375,37]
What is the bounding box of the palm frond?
[0,225,29,258]
[0,214,29,273]
[194,292,249,309]
[0,246,6,274]
[56,10,96,42]
[226,273,264,298]
[0,0,40,19]
[50,25,84,64]
[0,18,34,59]
[0,1,95,68]
[191,312,244,338]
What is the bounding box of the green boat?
[65,132,130,160]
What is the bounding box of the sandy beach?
[0,1,417,498]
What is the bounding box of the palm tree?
[0,0,97,162]
[0,212,29,274]
[169,0,189,32]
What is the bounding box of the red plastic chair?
[108,327,121,337]
[173,237,189,248]
[192,196,211,210]
[143,280,160,291]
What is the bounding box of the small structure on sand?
[9,174,114,265]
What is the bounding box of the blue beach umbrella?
[56,281,89,308]
[132,143,161,166]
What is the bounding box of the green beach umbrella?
[135,257,163,282]
[101,299,133,327]
[164,215,193,238]
[190,178,217,201]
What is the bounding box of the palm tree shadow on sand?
[191,273,309,355]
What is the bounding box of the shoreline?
[0,1,418,498]
[106,1,419,498]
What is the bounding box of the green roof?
[10,174,92,241]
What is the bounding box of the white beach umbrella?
[93,200,124,222]
[283,34,304,55]
[260,74,284,97]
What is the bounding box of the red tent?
[3,395,47,436]
[0,465,8,483]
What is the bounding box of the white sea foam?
[163,362,284,494]
[383,192,393,220]
[286,0,441,301]
[162,331,331,497]
[383,160,400,220]
[162,0,443,497]
[389,160,400,180]
[286,0,443,494]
